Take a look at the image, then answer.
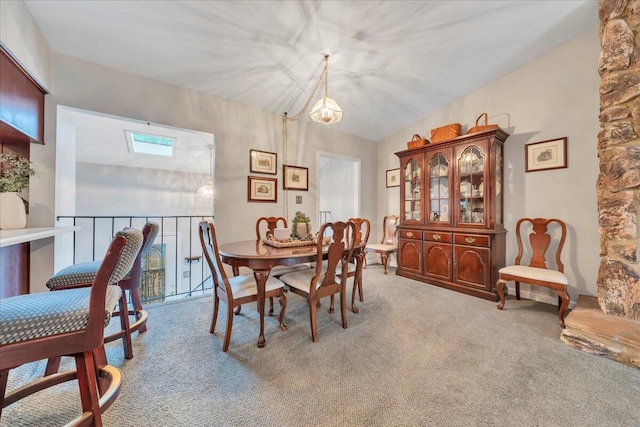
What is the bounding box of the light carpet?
[2,265,639,426]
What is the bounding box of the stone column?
[597,0,640,320]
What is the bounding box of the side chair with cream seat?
[45,222,159,362]
[327,217,370,313]
[496,217,570,327]
[0,230,140,426]
[365,214,398,274]
[233,217,311,317]
[200,221,287,352]
[279,221,356,342]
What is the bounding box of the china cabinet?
[395,128,508,301]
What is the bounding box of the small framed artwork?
[525,137,568,172]
[386,168,400,187]
[250,149,277,175]
[248,176,277,202]
[283,165,309,191]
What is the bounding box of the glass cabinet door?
[428,153,450,223]
[403,157,422,222]
[458,145,485,225]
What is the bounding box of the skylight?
[125,130,175,156]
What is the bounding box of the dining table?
[218,239,364,348]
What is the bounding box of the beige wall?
[377,27,601,304]
[21,53,376,291]
[0,0,51,90]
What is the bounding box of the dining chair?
[326,218,370,313]
[45,222,158,361]
[496,217,570,327]
[0,231,138,426]
[365,215,398,274]
[279,221,356,342]
[199,221,287,352]
[255,216,287,240]
[231,217,311,317]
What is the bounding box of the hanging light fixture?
[197,143,215,199]
[308,54,343,124]
[282,54,342,219]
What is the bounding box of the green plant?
[0,153,35,193]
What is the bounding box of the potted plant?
[291,211,312,240]
[0,153,35,229]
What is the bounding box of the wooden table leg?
[253,269,270,347]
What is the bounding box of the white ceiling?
[61,107,215,174]
[25,0,598,144]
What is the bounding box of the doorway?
[318,153,360,225]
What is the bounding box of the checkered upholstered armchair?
[46,222,158,361]
[0,229,141,426]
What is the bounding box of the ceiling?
[24,1,598,144]
[60,107,215,174]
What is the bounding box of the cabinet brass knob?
[433,234,441,241]
[465,237,476,243]
[407,231,414,237]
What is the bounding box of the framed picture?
[525,137,568,172]
[250,149,277,175]
[386,168,400,187]
[247,176,277,202]
[283,165,309,191]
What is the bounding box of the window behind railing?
[56,215,214,303]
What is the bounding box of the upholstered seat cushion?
[499,265,568,285]
[0,285,122,346]
[46,260,134,290]
[228,275,285,299]
[365,243,397,253]
[269,263,312,277]
[46,227,144,290]
[280,269,345,292]
[317,260,356,275]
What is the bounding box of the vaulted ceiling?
[25,0,598,142]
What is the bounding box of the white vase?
[0,192,27,229]
[295,222,311,240]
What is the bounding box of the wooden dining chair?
[327,218,370,313]
[0,232,136,426]
[45,222,158,361]
[365,215,398,274]
[255,216,287,240]
[199,221,287,352]
[279,221,356,342]
[231,217,311,317]
[496,218,570,327]
[347,217,370,312]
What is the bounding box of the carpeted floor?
[2,265,639,426]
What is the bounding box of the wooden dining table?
[218,239,364,348]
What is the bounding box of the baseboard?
[503,283,578,309]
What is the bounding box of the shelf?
[0,226,80,247]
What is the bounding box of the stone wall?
[597,0,640,319]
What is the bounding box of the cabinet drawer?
[424,231,452,243]
[400,229,422,240]
[454,233,489,247]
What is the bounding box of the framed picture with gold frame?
[283,165,309,191]
[248,176,277,202]
[250,149,277,175]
